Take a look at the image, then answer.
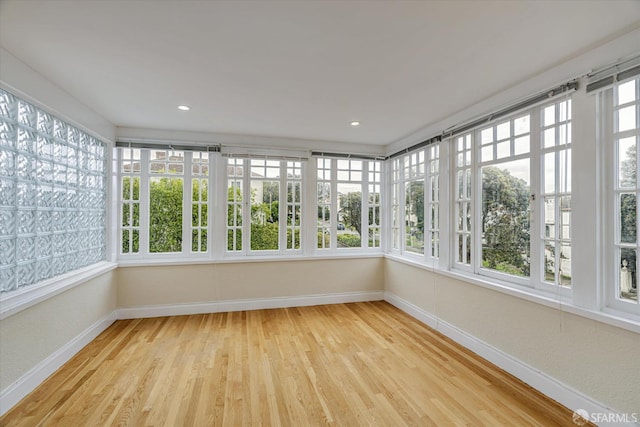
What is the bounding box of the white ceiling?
[1,0,639,147]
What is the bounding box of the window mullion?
[242,159,250,254]
[529,107,542,288]
[362,161,369,248]
[279,162,286,253]
[137,149,149,256]
[330,159,337,251]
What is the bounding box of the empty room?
[0,1,639,425]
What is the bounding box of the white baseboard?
[0,310,117,416]
[118,290,385,319]
[384,292,637,427]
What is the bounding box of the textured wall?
[117,258,385,308]
[0,271,117,392]
[384,258,640,415]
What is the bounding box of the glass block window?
[0,89,107,293]
[613,77,639,305]
[541,99,572,287]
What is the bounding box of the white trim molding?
[117,290,385,319]
[384,291,639,427]
[0,310,117,416]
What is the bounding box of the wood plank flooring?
[1,301,587,426]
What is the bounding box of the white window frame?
[446,98,573,295]
[224,157,305,256]
[389,145,440,264]
[117,147,214,260]
[314,156,383,254]
[602,76,640,316]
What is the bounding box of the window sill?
[0,261,118,320]
[384,254,640,334]
[117,252,384,267]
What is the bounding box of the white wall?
[384,258,640,416]
[0,271,117,394]
[117,258,385,312]
[0,48,115,144]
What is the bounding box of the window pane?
[251,180,279,251]
[337,183,362,248]
[149,177,183,253]
[560,196,571,240]
[559,243,571,287]
[317,181,331,249]
[514,135,529,155]
[544,240,555,283]
[620,193,637,244]
[620,248,637,301]
[514,115,530,136]
[481,159,531,277]
[618,137,636,188]
[544,105,555,127]
[405,180,423,254]
[617,80,636,105]
[228,169,243,251]
[544,197,555,238]
[496,122,510,140]
[544,152,555,194]
[617,105,636,133]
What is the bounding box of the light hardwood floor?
[1,301,587,426]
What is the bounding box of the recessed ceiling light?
[350,121,360,126]
[177,105,190,111]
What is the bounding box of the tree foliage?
[481,166,531,276]
[149,178,183,253]
[339,191,362,235]
[407,181,424,232]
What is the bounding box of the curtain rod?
[115,140,221,152]
[311,151,386,161]
[443,81,578,139]
[387,79,578,159]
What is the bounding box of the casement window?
[404,150,425,254]
[540,100,572,287]
[426,145,440,258]
[390,158,401,251]
[447,97,572,290]
[453,134,473,268]
[315,157,382,251]
[478,113,532,282]
[0,89,107,293]
[118,147,211,257]
[389,145,439,260]
[226,157,303,254]
[604,76,639,314]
